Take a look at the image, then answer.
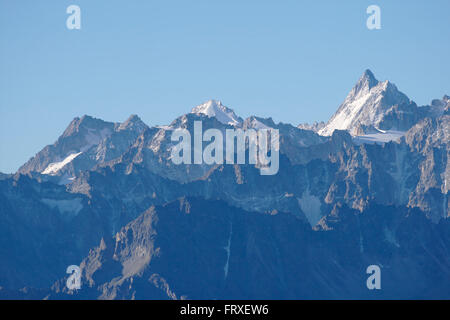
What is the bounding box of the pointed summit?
[125,114,142,122]
[362,69,377,81]
[18,113,149,180]
[319,70,410,136]
[61,115,113,138]
[118,114,148,132]
[191,100,243,126]
[354,69,379,93]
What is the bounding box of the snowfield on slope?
[42,152,83,175]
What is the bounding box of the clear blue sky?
[1,0,449,173]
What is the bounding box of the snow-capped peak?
[356,69,379,91]
[318,70,410,136]
[191,100,243,126]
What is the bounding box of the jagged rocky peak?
[58,114,115,152]
[191,100,243,126]
[353,69,379,93]
[61,115,114,138]
[117,114,148,132]
[17,114,150,180]
[318,69,411,136]
[17,115,116,175]
[242,115,276,129]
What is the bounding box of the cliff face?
[45,198,450,300]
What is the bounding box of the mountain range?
[0,70,448,299]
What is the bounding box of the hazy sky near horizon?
[1,0,449,173]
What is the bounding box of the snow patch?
[297,190,322,226]
[191,100,242,126]
[319,81,375,136]
[353,130,405,145]
[223,222,233,279]
[42,152,83,175]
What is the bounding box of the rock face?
[318,70,444,137]
[18,115,148,184]
[319,70,410,136]
[48,198,450,300]
[0,70,448,299]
